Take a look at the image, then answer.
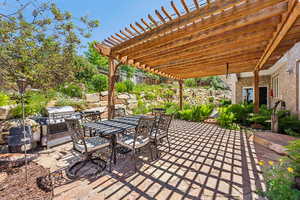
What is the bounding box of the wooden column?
[179,80,183,110]
[253,70,260,113]
[108,58,118,119]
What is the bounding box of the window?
[242,87,254,104]
[272,75,279,98]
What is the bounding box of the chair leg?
[109,148,114,172]
[154,141,159,158]
[132,149,137,171]
[166,135,171,152]
[149,143,153,161]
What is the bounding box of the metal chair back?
[65,119,88,154]
[113,108,126,118]
[155,114,173,137]
[83,112,102,122]
[134,117,155,147]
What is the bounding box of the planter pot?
[295,176,300,190]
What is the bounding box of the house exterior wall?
[270,42,300,116]
[230,42,300,116]
[235,76,271,106]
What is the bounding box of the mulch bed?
[0,162,52,200]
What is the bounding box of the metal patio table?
[82,115,153,164]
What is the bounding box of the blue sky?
[55,0,189,54]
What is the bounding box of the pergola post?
[179,80,183,110]
[253,70,260,113]
[108,58,118,119]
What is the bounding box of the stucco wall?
[235,76,271,106]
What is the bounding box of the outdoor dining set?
[65,108,173,178]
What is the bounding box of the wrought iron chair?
[152,108,166,117]
[65,119,112,177]
[113,108,126,118]
[117,117,155,170]
[150,114,173,158]
[81,111,102,136]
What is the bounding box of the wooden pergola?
[95,0,300,119]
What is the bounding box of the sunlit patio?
[45,120,264,200]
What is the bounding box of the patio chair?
[113,108,126,118]
[65,119,112,176]
[117,117,155,170]
[81,111,102,136]
[150,114,173,158]
[152,108,166,117]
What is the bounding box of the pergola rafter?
[95,0,300,118]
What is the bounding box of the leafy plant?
[55,97,86,111]
[90,74,108,92]
[217,107,240,130]
[116,80,135,93]
[248,105,272,128]
[132,100,149,114]
[228,104,253,125]
[191,104,214,122]
[258,160,300,200]
[279,115,300,136]
[0,92,12,106]
[11,91,49,118]
[161,89,174,102]
[285,140,300,175]
[60,83,83,98]
[178,109,193,121]
[219,98,232,106]
[184,79,197,87]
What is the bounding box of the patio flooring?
[40,120,265,200]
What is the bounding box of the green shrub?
[227,104,252,125]
[124,80,134,92]
[161,89,174,102]
[184,79,197,87]
[116,80,135,93]
[144,92,156,100]
[259,160,300,200]
[219,98,231,106]
[55,97,86,111]
[191,104,214,122]
[279,115,300,136]
[132,100,149,114]
[285,140,300,175]
[11,91,49,118]
[0,92,11,106]
[60,83,83,98]
[217,107,240,130]
[248,105,272,128]
[89,74,108,92]
[178,109,193,121]
[164,102,180,117]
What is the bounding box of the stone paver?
[37,120,264,200]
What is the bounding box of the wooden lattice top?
[95,0,300,80]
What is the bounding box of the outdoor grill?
[39,106,81,148]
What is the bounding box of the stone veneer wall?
[270,42,300,116]
[235,76,271,106]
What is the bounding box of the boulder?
[100,91,108,96]
[115,104,127,109]
[86,102,101,109]
[0,105,17,120]
[46,100,57,108]
[101,95,108,101]
[117,94,130,99]
[115,99,127,105]
[128,103,138,110]
[83,106,107,113]
[99,101,108,106]
[85,93,100,103]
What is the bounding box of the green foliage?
[74,56,98,82]
[0,92,12,106]
[0,1,99,89]
[178,109,193,121]
[144,92,156,100]
[132,100,149,114]
[161,89,175,102]
[116,80,135,93]
[89,74,108,92]
[279,115,300,136]
[196,76,227,90]
[164,102,180,117]
[217,107,240,130]
[120,65,136,78]
[248,105,272,128]
[259,161,300,200]
[191,104,214,122]
[11,91,49,118]
[219,98,232,106]
[60,83,83,98]
[55,97,86,111]
[286,140,300,175]
[85,41,108,70]
[184,79,197,87]
[227,104,253,125]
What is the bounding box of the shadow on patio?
[53,120,264,200]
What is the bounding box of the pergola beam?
[256,0,300,70]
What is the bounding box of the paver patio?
[43,120,264,200]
